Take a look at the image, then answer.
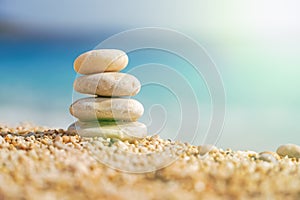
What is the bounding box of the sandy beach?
[0,124,299,200]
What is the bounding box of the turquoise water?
[0,36,299,151]
[0,38,84,127]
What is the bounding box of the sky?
[0,0,300,151]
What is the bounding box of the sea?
[0,32,299,151]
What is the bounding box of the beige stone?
[68,121,147,140]
[74,72,141,97]
[74,49,128,74]
[70,97,144,122]
[198,144,218,156]
[258,151,279,163]
[276,144,300,158]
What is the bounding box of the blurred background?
[0,0,299,151]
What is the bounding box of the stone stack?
[68,49,147,141]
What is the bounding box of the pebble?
[74,72,141,97]
[198,144,217,156]
[70,97,144,122]
[276,144,300,158]
[74,49,128,74]
[68,121,147,141]
[54,135,62,143]
[71,48,146,140]
[258,151,279,163]
[62,135,70,143]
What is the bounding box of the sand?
[0,123,299,200]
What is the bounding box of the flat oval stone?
[74,49,128,74]
[258,151,279,163]
[70,97,144,122]
[276,144,300,158]
[74,72,141,97]
[68,121,147,141]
